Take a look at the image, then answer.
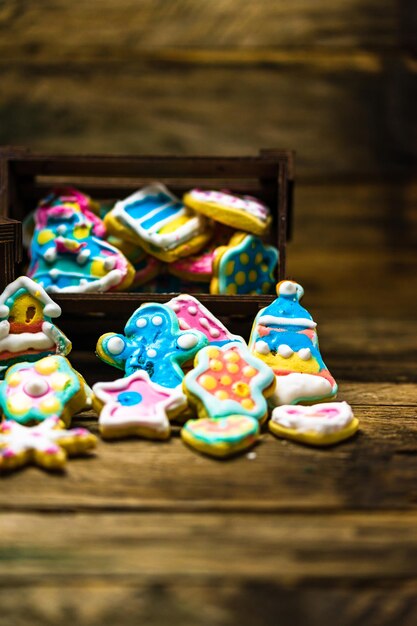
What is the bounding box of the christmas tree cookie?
[249,280,337,405]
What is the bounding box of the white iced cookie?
[269,401,359,446]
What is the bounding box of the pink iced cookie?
[166,294,244,347]
[92,370,188,440]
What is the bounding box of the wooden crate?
[0,147,294,360]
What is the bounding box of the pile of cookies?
[24,185,278,295]
[0,276,359,470]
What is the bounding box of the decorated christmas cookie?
[104,183,213,263]
[96,302,208,388]
[183,343,275,424]
[0,416,96,471]
[92,371,187,439]
[269,401,359,446]
[37,187,103,235]
[0,356,88,426]
[167,294,244,346]
[0,276,71,371]
[29,201,134,292]
[210,232,278,295]
[183,189,271,235]
[249,280,338,405]
[181,415,260,458]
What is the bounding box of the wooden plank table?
[0,307,416,625]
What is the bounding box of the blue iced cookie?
[96,302,208,388]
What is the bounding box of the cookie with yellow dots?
[181,414,260,458]
[183,189,272,236]
[183,343,276,424]
[210,232,278,295]
[0,356,88,426]
[28,200,134,293]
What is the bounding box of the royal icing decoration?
[0,276,71,369]
[249,280,338,405]
[184,189,271,235]
[183,343,275,423]
[0,416,96,471]
[96,302,208,388]
[167,295,245,346]
[0,356,87,426]
[37,187,103,236]
[210,233,278,295]
[104,183,212,262]
[181,415,260,458]
[29,200,134,293]
[269,401,359,446]
[93,370,187,439]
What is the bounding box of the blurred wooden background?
[0,1,416,315]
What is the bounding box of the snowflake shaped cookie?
[0,416,96,471]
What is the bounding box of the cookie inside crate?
[0,148,294,375]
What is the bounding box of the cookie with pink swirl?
[269,401,359,446]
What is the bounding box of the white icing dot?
[136,318,147,328]
[177,334,199,350]
[146,348,157,358]
[104,257,116,271]
[278,344,294,358]
[187,306,197,315]
[278,281,297,296]
[199,317,209,329]
[107,336,125,355]
[170,303,180,313]
[50,269,59,279]
[24,379,49,397]
[255,340,270,355]
[77,249,90,264]
[56,225,67,235]
[298,348,312,361]
[209,328,221,338]
[80,278,88,285]
[44,248,57,263]
[152,315,163,326]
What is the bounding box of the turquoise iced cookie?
[96,302,208,388]
[210,232,278,295]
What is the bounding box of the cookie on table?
[249,280,338,406]
[183,343,275,424]
[210,232,278,295]
[0,356,88,426]
[93,370,187,440]
[96,302,208,388]
[181,415,260,458]
[0,416,96,472]
[167,294,245,346]
[29,202,134,293]
[104,183,213,263]
[183,189,271,236]
[0,276,71,371]
[269,401,359,446]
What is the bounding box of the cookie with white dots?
[0,355,88,426]
[183,189,271,236]
[210,232,278,295]
[183,342,275,424]
[96,302,208,389]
